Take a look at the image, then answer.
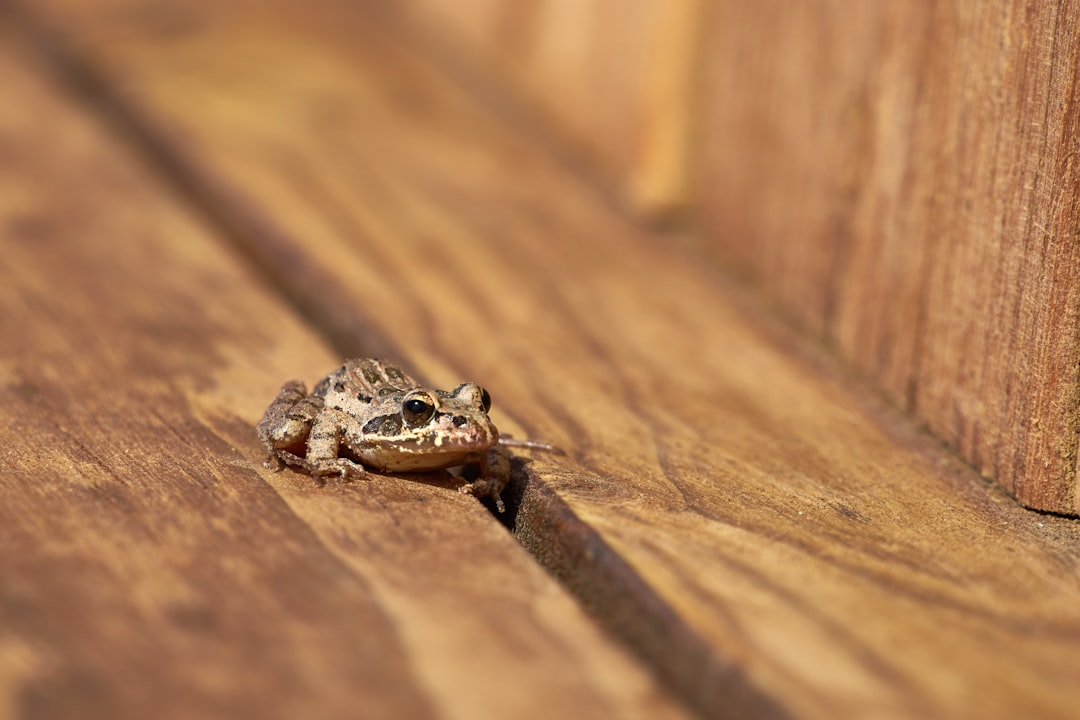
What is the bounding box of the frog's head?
[357,381,500,471]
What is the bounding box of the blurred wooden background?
[2,0,1079,718]
[404,0,1080,516]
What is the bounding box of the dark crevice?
[511,467,792,720]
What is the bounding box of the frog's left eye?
[402,393,436,427]
[480,387,492,413]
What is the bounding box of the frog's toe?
[310,458,366,483]
[459,480,506,513]
[339,462,369,482]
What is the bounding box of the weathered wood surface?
[699,1,1080,514]
[0,21,688,720]
[8,0,1080,718]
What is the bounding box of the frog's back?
[341,358,416,399]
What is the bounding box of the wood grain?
[698,1,1080,514]
[0,20,688,720]
[11,1,1080,718]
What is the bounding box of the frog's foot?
[267,448,307,472]
[310,458,369,484]
[266,451,366,484]
[459,479,506,514]
[263,449,285,471]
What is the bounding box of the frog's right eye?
[401,393,436,427]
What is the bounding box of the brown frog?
[258,358,553,512]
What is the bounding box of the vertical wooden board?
[698,1,1080,513]
[698,0,964,398]
[913,1,1080,512]
[18,1,1080,717]
[697,0,888,338]
[0,22,690,720]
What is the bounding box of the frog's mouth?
[354,442,482,473]
[373,449,479,472]
[412,424,498,453]
[351,416,498,469]
[425,412,499,448]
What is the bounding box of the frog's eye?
[401,393,436,427]
[480,387,492,413]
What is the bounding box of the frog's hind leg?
[257,380,322,470]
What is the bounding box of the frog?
[257,358,553,512]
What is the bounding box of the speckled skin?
[258,358,510,511]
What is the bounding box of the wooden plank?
[16,0,1080,718]
[0,20,689,720]
[697,1,1080,514]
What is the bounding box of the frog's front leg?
[305,409,369,483]
[459,444,511,513]
[257,380,321,470]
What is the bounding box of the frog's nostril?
[451,415,469,427]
